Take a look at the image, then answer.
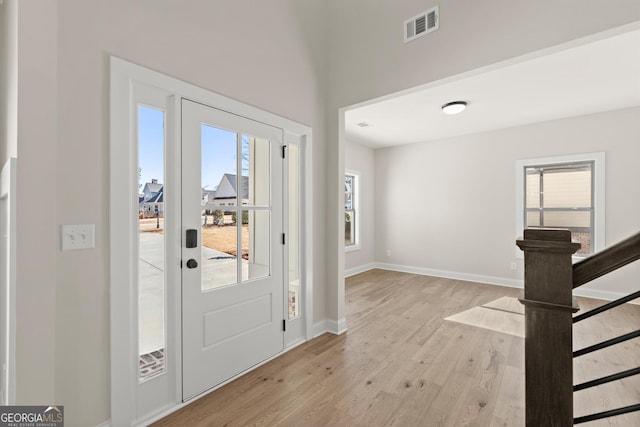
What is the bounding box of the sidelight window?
[137,105,166,381]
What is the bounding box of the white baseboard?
[375,262,524,289]
[373,262,635,303]
[312,319,329,337]
[334,317,348,334]
[345,262,376,278]
[312,317,348,337]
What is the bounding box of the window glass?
[288,144,301,320]
[137,105,166,381]
[524,162,594,255]
[345,174,356,246]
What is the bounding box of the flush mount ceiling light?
[441,101,467,115]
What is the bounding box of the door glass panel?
[201,124,238,290]
[288,144,301,320]
[242,209,270,281]
[199,127,273,289]
[240,134,271,283]
[137,105,166,381]
[201,207,237,290]
[242,135,270,207]
[202,124,237,207]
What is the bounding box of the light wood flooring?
[153,269,640,426]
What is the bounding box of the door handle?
[186,259,198,269]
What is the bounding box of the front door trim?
[110,57,313,426]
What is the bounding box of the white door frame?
[110,57,313,426]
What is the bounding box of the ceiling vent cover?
[404,6,439,43]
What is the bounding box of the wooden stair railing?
[573,231,640,287]
[516,229,640,426]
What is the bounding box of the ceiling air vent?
[404,6,439,43]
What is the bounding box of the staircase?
[516,229,640,426]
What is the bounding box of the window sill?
[345,244,360,253]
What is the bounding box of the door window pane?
[242,209,270,281]
[240,134,271,283]
[201,124,239,290]
[200,127,274,289]
[202,125,237,207]
[242,135,270,207]
[201,208,238,290]
[137,105,166,380]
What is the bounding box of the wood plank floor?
[153,269,640,426]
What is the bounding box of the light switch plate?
[61,224,95,250]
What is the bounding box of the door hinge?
[283,319,286,331]
[282,233,286,245]
[281,145,287,159]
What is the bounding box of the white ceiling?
[345,28,640,149]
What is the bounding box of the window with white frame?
[516,153,605,257]
[344,172,359,249]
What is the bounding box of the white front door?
[181,99,284,400]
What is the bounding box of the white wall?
[14,0,58,406]
[8,0,329,425]
[0,2,6,163]
[330,1,640,106]
[375,107,640,296]
[328,0,640,327]
[344,141,375,274]
[0,0,18,165]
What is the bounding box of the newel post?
[516,229,580,427]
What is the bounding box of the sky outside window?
[138,110,243,191]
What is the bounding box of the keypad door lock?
[186,229,198,248]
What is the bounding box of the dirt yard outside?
[139,218,248,257]
[201,224,249,258]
